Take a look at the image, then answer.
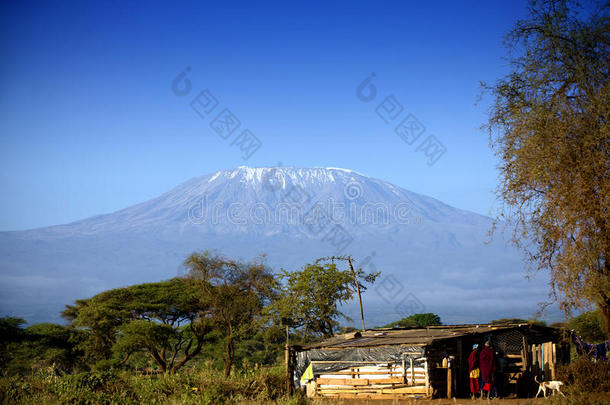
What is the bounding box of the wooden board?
[312,360,431,399]
[316,385,428,396]
[329,370,424,376]
[316,377,405,385]
[317,394,427,399]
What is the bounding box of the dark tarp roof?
[293,323,562,351]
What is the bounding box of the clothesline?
[571,331,609,360]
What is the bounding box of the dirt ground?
[313,400,537,405]
[314,400,549,404]
[310,392,610,404]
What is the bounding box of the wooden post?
[549,343,557,380]
[402,357,407,384]
[521,336,528,371]
[447,364,453,398]
[289,349,294,395]
[456,339,463,397]
[519,336,529,397]
[284,346,290,393]
[410,357,415,385]
[284,324,293,395]
[424,360,430,397]
[347,257,366,332]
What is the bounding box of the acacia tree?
[569,310,608,342]
[184,252,276,377]
[485,0,610,337]
[383,313,442,329]
[274,258,379,338]
[63,278,211,373]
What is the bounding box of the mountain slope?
[0,167,551,325]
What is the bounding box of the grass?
[0,363,307,405]
[2,358,610,404]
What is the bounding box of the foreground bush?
[545,393,610,405]
[0,364,306,405]
[556,356,610,395]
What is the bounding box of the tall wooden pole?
[347,257,366,332]
[447,364,453,399]
[285,324,292,394]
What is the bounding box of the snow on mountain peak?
[209,166,368,189]
[17,166,489,240]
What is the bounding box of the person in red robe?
[468,344,480,398]
[479,340,496,398]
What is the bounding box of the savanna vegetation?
[480,1,610,401]
[2,0,609,403]
[2,249,608,404]
[0,252,382,404]
[380,313,442,329]
[485,0,610,338]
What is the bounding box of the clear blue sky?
[0,0,528,231]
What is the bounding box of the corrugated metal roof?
[295,323,559,350]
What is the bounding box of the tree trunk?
[224,335,234,377]
[169,339,203,374]
[150,349,167,373]
[599,258,610,340]
[601,297,610,342]
[324,320,333,338]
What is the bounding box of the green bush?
[546,393,610,405]
[569,310,608,343]
[0,365,294,404]
[54,371,117,391]
[0,375,28,404]
[556,356,610,394]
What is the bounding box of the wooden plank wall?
[313,362,429,399]
[530,341,557,380]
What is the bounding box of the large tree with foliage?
[273,258,379,338]
[0,317,26,373]
[569,310,608,342]
[485,0,610,338]
[63,278,210,373]
[184,252,276,376]
[0,318,81,375]
[383,313,442,329]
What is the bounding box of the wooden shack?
[291,324,568,399]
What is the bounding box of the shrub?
[569,310,607,343]
[546,393,610,405]
[0,364,295,404]
[556,356,610,394]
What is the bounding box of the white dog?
[534,376,566,398]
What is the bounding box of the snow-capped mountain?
[23,166,488,237]
[0,167,552,325]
